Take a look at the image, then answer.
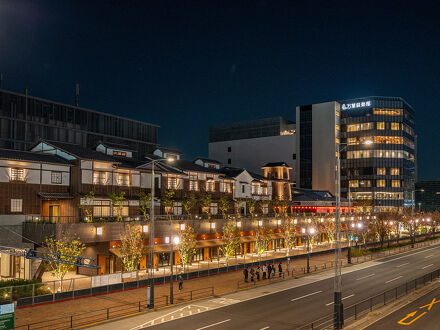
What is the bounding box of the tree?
[120,224,145,271]
[178,225,197,269]
[218,195,231,219]
[322,218,336,247]
[430,211,440,234]
[78,191,95,222]
[255,228,270,257]
[138,192,151,219]
[200,192,212,219]
[283,218,297,256]
[182,192,197,219]
[161,189,175,220]
[271,196,281,216]
[370,212,391,247]
[247,198,257,218]
[233,198,243,217]
[221,219,241,264]
[45,232,85,291]
[109,191,126,221]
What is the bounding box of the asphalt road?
[145,245,440,330]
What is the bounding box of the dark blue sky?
[1,0,439,179]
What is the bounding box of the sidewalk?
[14,248,343,328]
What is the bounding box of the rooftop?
[0,148,73,165]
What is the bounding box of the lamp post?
[411,189,424,248]
[302,226,315,273]
[147,157,173,309]
[170,236,180,305]
[334,140,372,329]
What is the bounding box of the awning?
[195,239,223,248]
[38,192,74,199]
[109,248,122,258]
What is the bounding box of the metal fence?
[14,287,214,330]
[296,269,440,329]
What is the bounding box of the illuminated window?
[210,203,218,215]
[113,151,127,157]
[392,180,401,187]
[11,199,22,212]
[377,168,386,175]
[346,122,373,132]
[349,180,359,188]
[373,108,403,116]
[335,124,340,132]
[93,171,108,185]
[347,137,357,145]
[359,180,371,187]
[206,180,215,192]
[374,136,403,144]
[222,181,232,193]
[167,177,177,189]
[189,175,198,191]
[10,168,25,182]
[93,200,111,217]
[173,202,182,215]
[391,123,400,130]
[377,122,385,130]
[377,180,386,187]
[391,168,400,175]
[117,173,130,186]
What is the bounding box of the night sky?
[1,1,439,179]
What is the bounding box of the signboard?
[0,303,14,330]
[341,101,371,110]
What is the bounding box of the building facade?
[0,88,159,157]
[209,117,296,178]
[415,181,440,212]
[340,97,416,211]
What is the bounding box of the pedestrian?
[256,266,260,281]
[243,268,249,282]
[268,264,272,279]
[178,274,183,290]
[250,268,255,282]
[262,265,267,280]
[278,262,282,277]
[272,264,276,278]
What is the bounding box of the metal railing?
[14,287,214,330]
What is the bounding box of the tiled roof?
[194,157,221,164]
[154,146,183,155]
[219,167,246,179]
[0,148,72,165]
[96,141,136,152]
[170,159,219,174]
[34,140,118,162]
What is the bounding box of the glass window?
[11,199,23,212]
[377,180,386,187]
[391,122,400,130]
[117,173,130,186]
[347,137,357,145]
[377,122,385,130]
[93,200,111,217]
[189,176,198,191]
[93,171,108,185]
[349,180,359,188]
[359,180,371,187]
[51,171,62,184]
[10,168,25,181]
[167,177,177,189]
[377,168,386,175]
[206,180,215,192]
[391,168,400,175]
[373,108,403,116]
[392,180,401,187]
[374,136,403,144]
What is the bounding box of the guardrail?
[296,269,440,329]
[14,287,214,330]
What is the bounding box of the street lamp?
[170,236,180,304]
[334,140,372,328]
[302,226,315,273]
[411,189,424,248]
[146,157,174,309]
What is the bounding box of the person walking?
[272,264,276,278]
[268,264,272,279]
[278,262,282,277]
[178,274,183,291]
[256,266,260,281]
[243,268,249,282]
[262,265,267,280]
[250,268,255,282]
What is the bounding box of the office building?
[0,88,159,157]
[415,181,440,212]
[208,117,296,178]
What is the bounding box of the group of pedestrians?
[243,262,284,282]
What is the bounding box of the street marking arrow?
[397,311,427,325]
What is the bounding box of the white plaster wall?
[132,172,140,187]
[82,169,93,184]
[140,173,161,188]
[81,160,93,169]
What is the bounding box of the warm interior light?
[173,236,180,245]
[143,225,149,233]
[364,140,373,145]
[96,227,103,235]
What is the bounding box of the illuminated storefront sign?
[341,101,371,110]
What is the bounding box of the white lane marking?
[385,276,403,283]
[259,327,270,330]
[356,274,375,281]
[425,255,434,258]
[291,290,323,302]
[423,264,434,269]
[326,294,355,306]
[396,262,409,268]
[196,319,231,330]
